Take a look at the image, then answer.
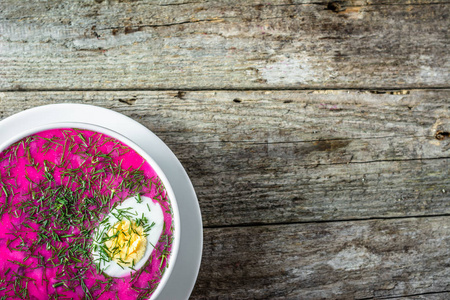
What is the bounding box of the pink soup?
[0,128,174,300]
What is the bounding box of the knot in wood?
[435,131,449,140]
[327,2,346,13]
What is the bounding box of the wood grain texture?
[191,216,450,299]
[0,90,448,226]
[1,1,449,90]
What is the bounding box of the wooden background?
[1,0,449,299]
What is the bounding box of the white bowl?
[0,121,181,300]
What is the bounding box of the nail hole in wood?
[175,91,186,99]
[233,98,242,103]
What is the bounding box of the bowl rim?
[0,121,181,300]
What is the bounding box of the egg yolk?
[104,219,147,266]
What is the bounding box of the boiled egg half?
[91,195,164,277]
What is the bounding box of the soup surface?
[0,128,174,300]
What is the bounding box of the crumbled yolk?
[104,219,147,266]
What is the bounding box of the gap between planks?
[190,156,450,175]
[162,1,450,7]
[1,87,450,93]
[204,212,450,229]
[165,135,444,145]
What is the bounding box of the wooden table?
[1,1,449,299]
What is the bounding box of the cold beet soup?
[0,128,174,299]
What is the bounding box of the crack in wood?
[97,17,230,32]
[378,290,450,299]
[118,98,136,105]
[158,1,204,6]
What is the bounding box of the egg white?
[91,195,164,277]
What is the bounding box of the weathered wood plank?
[0,90,449,144]
[1,1,448,90]
[0,90,448,226]
[191,217,450,299]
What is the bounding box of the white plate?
[0,103,203,300]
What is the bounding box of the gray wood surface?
[1,1,449,90]
[1,0,449,299]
